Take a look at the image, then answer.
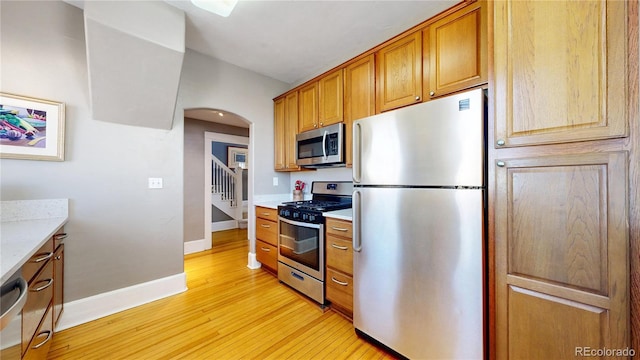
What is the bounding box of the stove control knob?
[309,215,315,222]
[293,211,300,219]
[301,213,307,221]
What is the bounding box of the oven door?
[278,217,325,281]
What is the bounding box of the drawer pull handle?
[260,224,271,228]
[331,277,349,286]
[31,330,53,349]
[54,233,68,240]
[32,252,54,263]
[331,244,349,251]
[31,278,54,292]
[261,247,270,252]
[331,226,349,232]
[261,212,271,216]
[55,255,62,260]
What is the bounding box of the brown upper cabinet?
[425,0,487,100]
[344,54,375,167]
[493,0,628,148]
[274,92,300,171]
[298,82,319,132]
[273,97,286,170]
[318,69,344,127]
[376,31,423,112]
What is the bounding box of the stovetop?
[278,181,353,224]
[280,200,352,212]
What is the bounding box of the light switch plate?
[273,177,278,186]
[148,177,163,189]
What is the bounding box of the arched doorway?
[183,108,252,253]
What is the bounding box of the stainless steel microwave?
[295,123,345,167]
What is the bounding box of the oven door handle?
[279,217,322,230]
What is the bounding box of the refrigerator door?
[353,187,484,359]
[353,89,484,187]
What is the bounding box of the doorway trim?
[204,132,250,250]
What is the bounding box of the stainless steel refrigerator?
[352,89,485,359]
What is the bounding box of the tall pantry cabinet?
[489,0,638,358]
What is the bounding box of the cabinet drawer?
[53,228,67,250]
[22,238,54,283]
[326,268,353,314]
[22,260,54,356]
[326,236,353,275]
[256,218,277,246]
[256,206,278,221]
[256,240,278,272]
[23,305,53,360]
[326,218,352,238]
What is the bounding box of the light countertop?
[253,200,284,210]
[323,208,352,222]
[1,199,69,284]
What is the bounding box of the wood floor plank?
[48,229,398,359]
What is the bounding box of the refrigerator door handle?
[353,122,361,183]
[353,189,362,252]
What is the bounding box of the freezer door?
[353,187,484,359]
[353,89,484,187]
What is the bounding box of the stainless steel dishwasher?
[1,271,28,359]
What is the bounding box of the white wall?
[0,1,184,302]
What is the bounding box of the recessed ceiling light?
[191,0,239,17]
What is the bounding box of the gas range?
[276,181,353,305]
[278,181,353,224]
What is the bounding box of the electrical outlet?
[273,177,278,186]
[148,177,163,189]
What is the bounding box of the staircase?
[211,155,245,226]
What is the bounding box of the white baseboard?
[211,220,238,231]
[184,238,207,254]
[247,252,261,269]
[55,272,187,332]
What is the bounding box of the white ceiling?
[165,0,457,85]
[65,0,458,126]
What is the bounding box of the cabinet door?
[426,0,486,99]
[376,32,422,112]
[298,82,318,132]
[284,91,300,170]
[344,55,375,168]
[318,69,344,127]
[273,97,286,170]
[53,244,64,327]
[494,152,629,359]
[493,0,628,147]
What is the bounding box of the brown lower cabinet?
[325,218,354,318]
[15,228,65,360]
[255,206,278,274]
[494,152,629,358]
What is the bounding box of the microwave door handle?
[322,130,328,159]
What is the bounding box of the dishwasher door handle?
[0,276,28,331]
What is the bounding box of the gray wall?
[183,118,248,242]
[0,0,290,303]
[0,1,183,301]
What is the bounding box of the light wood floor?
[47,229,397,359]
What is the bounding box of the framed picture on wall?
[0,92,66,161]
[227,146,248,169]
